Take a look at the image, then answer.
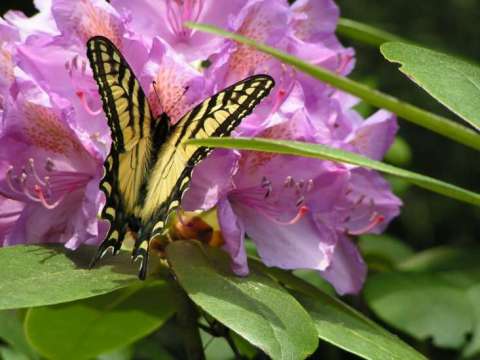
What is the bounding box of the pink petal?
[182,150,240,212]
[234,200,336,271]
[218,198,248,276]
[319,234,367,295]
[349,110,398,160]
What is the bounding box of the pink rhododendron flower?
[0,0,401,294]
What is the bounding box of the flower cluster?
[0,0,401,294]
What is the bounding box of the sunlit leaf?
[0,347,30,360]
[382,42,480,131]
[0,311,38,359]
[365,247,480,349]
[464,284,480,358]
[166,241,318,360]
[365,272,474,348]
[25,281,175,360]
[0,245,139,310]
[259,265,426,360]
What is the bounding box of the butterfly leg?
[132,234,150,280]
[89,223,126,269]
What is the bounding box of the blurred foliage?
[336,0,480,253]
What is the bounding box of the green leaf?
[337,18,405,47]
[364,272,474,349]
[399,247,480,288]
[25,281,175,360]
[185,22,480,151]
[359,235,414,270]
[200,331,233,360]
[187,137,480,207]
[365,247,480,350]
[0,347,31,360]
[0,245,139,310]
[97,346,133,360]
[260,266,425,360]
[381,42,480,131]
[166,241,318,360]
[399,246,480,273]
[292,270,335,296]
[464,284,480,358]
[0,311,37,359]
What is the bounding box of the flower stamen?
[76,91,103,116]
[33,185,65,209]
[346,212,385,236]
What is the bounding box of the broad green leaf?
[399,246,480,272]
[292,270,335,296]
[0,245,139,310]
[186,22,480,151]
[337,18,405,47]
[166,241,318,360]
[200,331,233,360]
[187,137,480,207]
[97,346,133,360]
[0,311,38,359]
[0,347,30,360]
[359,235,414,270]
[464,284,480,357]
[25,281,175,360]
[382,42,480,131]
[260,266,425,360]
[364,272,474,348]
[399,247,480,288]
[366,247,480,350]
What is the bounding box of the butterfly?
[86,36,274,279]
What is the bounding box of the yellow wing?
[86,36,167,261]
[140,75,275,238]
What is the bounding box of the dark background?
[1,1,479,359]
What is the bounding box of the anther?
[261,176,272,198]
[284,176,294,187]
[296,195,305,207]
[45,158,55,172]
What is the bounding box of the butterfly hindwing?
[86,36,164,264]
[139,75,275,239]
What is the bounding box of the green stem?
[170,277,205,360]
[185,22,480,152]
[337,18,406,47]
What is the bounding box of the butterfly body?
[86,36,274,278]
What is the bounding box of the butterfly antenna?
[152,80,190,118]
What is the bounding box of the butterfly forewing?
[86,36,160,259]
[140,75,275,237]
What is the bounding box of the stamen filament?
[77,91,103,116]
